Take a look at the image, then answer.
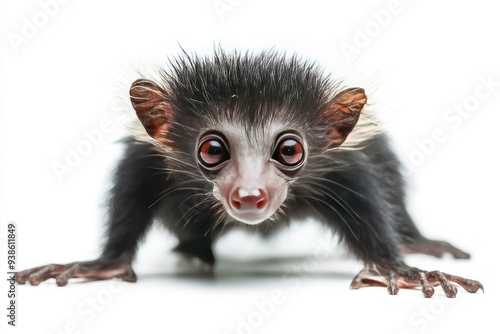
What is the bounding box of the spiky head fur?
[128,49,379,165]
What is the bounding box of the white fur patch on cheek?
[212,185,221,200]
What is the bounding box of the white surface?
[1,1,499,334]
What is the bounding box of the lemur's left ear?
[323,88,367,149]
[130,79,173,145]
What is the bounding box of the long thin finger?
[56,264,78,286]
[29,264,69,286]
[442,273,484,293]
[419,272,434,298]
[16,265,50,284]
[428,271,457,298]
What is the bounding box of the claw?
[422,285,435,298]
[29,275,41,286]
[441,282,457,298]
[387,274,400,295]
[442,278,457,297]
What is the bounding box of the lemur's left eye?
[272,135,305,169]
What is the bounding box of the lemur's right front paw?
[15,259,136,286]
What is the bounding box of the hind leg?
[165,203,221,269]
[393,204,470,259]
[362,135,471,260]
[173,235,215,266]
[402,231,471,259]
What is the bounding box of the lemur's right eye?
[197,135,230,169]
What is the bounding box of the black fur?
[102,138,220,264]
[104,132,420,267]
[103,50,431,267]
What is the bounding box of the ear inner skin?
[325,87,367,149]
[130,79,172,144]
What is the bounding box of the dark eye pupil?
[281,141,296,156]
[208,142,222,156]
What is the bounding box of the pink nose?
[230,187,269,212]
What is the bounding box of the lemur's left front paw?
[350,263,483,297]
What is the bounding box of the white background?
[1,0,499,333]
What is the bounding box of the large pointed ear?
[130,79,172,144]
[323,88,367,149]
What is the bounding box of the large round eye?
[197,136,230,169]
[272,136,305,168]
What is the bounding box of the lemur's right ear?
[130,79,172,145]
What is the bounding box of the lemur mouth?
[227,210,271,225]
